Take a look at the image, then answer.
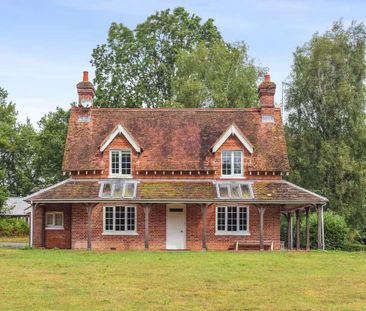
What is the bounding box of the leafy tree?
[286,21,366,228]
[172,41,263,107]
[91,7,222,107]
[34,107,70,187]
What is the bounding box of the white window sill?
[45,227,64,230]
[220,176,245,179]
[108,175,132,179]
[102,231,138,236]
[215,231,251,236]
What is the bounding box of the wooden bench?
[234,240,274,251]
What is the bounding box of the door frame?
[166,204,186,250]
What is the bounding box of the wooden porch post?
[305,206,310,251]
[287,212,293,250]
[296,210,301,250]
[41,205,45,248]
[85,204,95,251]
[258,206,266,251]
[201,204,208,251]
[317,204,323,250]
[143,204,151,250]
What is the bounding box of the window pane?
[55,213,63,226]
[46,214,54,226]
[230,184,241,198]
[111,151,120,174]
[240,184,252,199]
[218,184,229,198]
[217,207,226,231]
[127,207,135,231]
[105,207,114,231]
[227,206,237,231]
[222,151,232,175]
[239,207,248,231]
[115,206,125,231]
[233,151,242,175]
[124,183,135,198]
[114,183,123,198]
[101,183,112,198]
[121,150,131,175]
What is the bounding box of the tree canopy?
[286,21,366,228]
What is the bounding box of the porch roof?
[25,178,328,205]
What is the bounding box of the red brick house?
[26,72,327,251]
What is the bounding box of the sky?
[1,0,366,126]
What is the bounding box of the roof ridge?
[75,107,269,112]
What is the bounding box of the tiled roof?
[63,108,289,172]
[26,179,327,204]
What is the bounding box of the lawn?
[0,250,365,310]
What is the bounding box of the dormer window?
[110,150,131,177]
[221,150,243,177]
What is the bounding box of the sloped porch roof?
[25,179,327,206]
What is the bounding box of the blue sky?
[1,0,366,126]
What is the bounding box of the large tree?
[91,7,222,107]
[286,21,366,228]
[172,41,263,108]
[34,107,70,188]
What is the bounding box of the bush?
[0,218,29,236]
[309,210,348,250]
[342,243,366,252]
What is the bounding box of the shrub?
[309,210,348,250]
[0,218,29,236]
[342,243,366,252]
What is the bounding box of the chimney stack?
[77,71,95,108]
[258,74,276,108]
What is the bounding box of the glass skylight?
[216,182,253,199]
[99,180,138,199]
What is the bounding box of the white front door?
[166,204,186,250]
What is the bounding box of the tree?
[286,21,366,228]
[34,107,70,187]
[172,41,263,108]
[91,7,222,107]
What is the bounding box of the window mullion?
[225,207,228,232]
[125,207,128,232]
[119,151,122,175]
[237,206,240,232]
[231,152,234,175]
[113,206,116,232]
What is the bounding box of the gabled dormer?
[211,123,254,179]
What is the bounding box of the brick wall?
[33,203,280,251]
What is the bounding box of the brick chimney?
[76,71,95,108]
[258,74,276,108]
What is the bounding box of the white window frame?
[215,182,254,199]
[221,150,243,178]
[45,212,64,230]
[215,206,250,236]
[109,149,132,178]
[98,181,138,199]
[102,205,138,235]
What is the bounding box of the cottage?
[26,72,327,251]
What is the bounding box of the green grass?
[0,250,365,310]
[0,235,29,243]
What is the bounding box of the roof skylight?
[99,180,138,199]
[216,182,253,199]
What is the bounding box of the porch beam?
[85,204,95,251]
[143,204,151,250]
[257,206,266,251]
[305,206,310,251]
[201,204,208,251]
[296,210,301,250]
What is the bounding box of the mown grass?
[0,249,365,310]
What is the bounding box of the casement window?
[261,115,275,123]
[103,206,137,235]
[216,182,253,199]
[216,206,249,235]
[45,212,64,229]
[110,150,132,177]
[221,150,243,177]
[99,180,138,199]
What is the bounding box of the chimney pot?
[83,71,89,82]
[264,74,270,82]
